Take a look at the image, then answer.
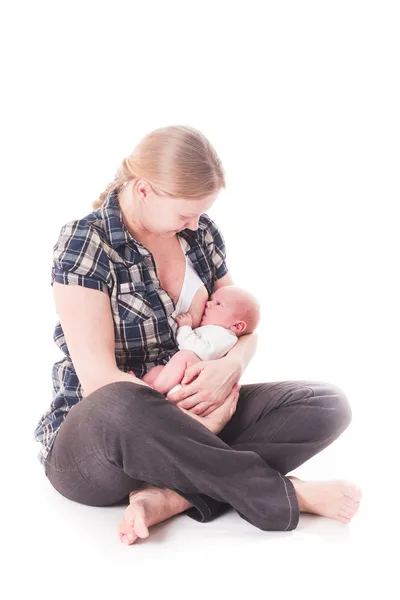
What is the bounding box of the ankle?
[288,477,309,513]
[163,488,193,512]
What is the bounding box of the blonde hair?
[93,125,226,210]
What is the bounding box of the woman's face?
[136,180,218,237]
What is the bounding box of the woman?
[34,125,361,545]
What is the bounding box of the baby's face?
[200,287,243,329]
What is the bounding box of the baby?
[141,285,261,398]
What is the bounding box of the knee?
[89,381,166,429]
[175,349,199,363]
[143,365,164,384]
[321,383,352,437]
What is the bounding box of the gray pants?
[44,380,351,531]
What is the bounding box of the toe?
[126,532,137,544]
[127,501,149,539]
[343,499,359,513]
[337,513,351,524]
[118,520,128,538]
[119,509,138,544]
[134,515,150,539]
[338,508,354,521]
[342,482,362,502]
[119,530,137,545]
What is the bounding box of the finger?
[232,386,240,401]
[200,405,223,418]
[201,396,229,417]
[181,364,202,385]
[190,401,211,415]
[168,381,199,402]
[230,397,239,415]
[177,393,206,410]
[200,406,215,417]
[227,389,240,413]
[202,389,238,419]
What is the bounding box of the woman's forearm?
[223,331,258,377]
[83,368,152,397]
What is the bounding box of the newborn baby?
[141,285,261,398]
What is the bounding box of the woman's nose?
[187,217,200,231]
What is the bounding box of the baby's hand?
[175,312,193,327]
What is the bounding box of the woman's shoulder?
[52,210,110,274]
[198,213,226,249]
[54,210,106,251]
[52,211,111,286]
[196,214,228,282]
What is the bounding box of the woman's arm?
[221,330,258,378]
[53,282,151,396]
[168,331,258,415]
[214,271,258,377]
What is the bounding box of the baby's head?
[200,285,260,336]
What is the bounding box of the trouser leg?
[45,380,351,531]
[182,379,352,525]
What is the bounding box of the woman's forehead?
[172,193,217,213]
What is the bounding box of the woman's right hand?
[177,383,240,434]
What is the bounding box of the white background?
[1,1,399,598]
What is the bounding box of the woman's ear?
[136,179,152,203]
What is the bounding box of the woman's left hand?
[166,358,242,416]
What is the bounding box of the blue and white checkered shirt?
[34,189,228,466]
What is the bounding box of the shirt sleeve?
[176,325,237,360]
[51,220,110,294]
[202,215,229,282]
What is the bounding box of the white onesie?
[176,324,238,361]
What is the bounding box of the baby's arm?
[176,326,218,360]
[175,312,218,360]
[172,311,216,363]
[175,312,238,361]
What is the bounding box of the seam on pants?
[278,472,293,531]
[191,494,212,519]
[45,448,109,473]
[266,386,315,443]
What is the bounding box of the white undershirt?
[173,236,205,315]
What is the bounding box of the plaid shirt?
[34,189,228,466]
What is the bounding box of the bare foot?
[288,476,362,524]
[118,484,192,545]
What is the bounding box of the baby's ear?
[233,321,246,334]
